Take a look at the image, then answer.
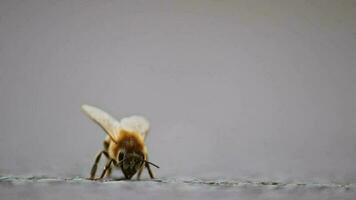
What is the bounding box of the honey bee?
[81,104,159,180]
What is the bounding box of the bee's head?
[118,150,160,179]
[118,151,144,179]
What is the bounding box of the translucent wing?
[120,115,150,139]
[81,104,120,143]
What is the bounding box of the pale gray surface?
[0,176,355,200]
[0,183,352,200]
[0,0,356,199]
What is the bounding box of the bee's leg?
[145,162,155,179]
[105,166,112,178]
[105,159,117,177]
[100,159,113,179]
[89,150,109,180]
[136,165,144,180]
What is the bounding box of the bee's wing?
[120,115,150,140]
[81,104,120,143]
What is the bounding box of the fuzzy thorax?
[108,129,147,160]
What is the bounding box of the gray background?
[0,0,356,183]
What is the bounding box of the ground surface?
[1,176,355,200]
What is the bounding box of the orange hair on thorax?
[117,129,145,151]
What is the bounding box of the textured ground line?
[0,176,354,190]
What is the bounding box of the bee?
[81,104,159,180]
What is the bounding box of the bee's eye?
[118,152,124,161]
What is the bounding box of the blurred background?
[0,0,355,183]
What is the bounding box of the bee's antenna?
[119,154,160,169]
[143,160,160,168]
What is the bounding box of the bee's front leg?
[104,162,113,178]
[136,165,144,180]
[89,150,109,180]
[145,161,155,179]
[100,159,114,179]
